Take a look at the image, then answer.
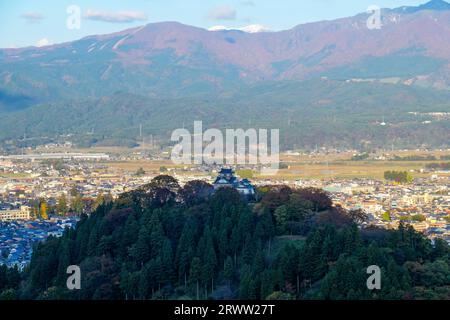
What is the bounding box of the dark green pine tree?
[147,257,164,297]
[119,267,135,300]
[252,249,265,275]
[260,269,281,300]
[130,225,151,266]
[223,256,234,287]
[238,266,253,299]
[175,223,196,287]
[432,238,450,259]
[189,257,203,300]
[138,269,149,299]
[242,233,255,265]
[278,244,299,292]
[75,223,90,261]
[149,213,166,259]
[201,226,217,295]
[366,241,386,267]
[260,207,276,240]
[55,241,71,286]
[119,214,139,257]
[161,238,175,284]
[97,235,113,256]
[218,226,229,264]
[229,227,241,265]
[86,223,100,257]
[248,277,260,300]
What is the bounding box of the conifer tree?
[189,257,202,300]
[223,256,234,287]
[130,225,151,266]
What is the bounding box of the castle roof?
[219,168,234,174]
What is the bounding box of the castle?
[213,168,256,198]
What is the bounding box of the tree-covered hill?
[2,80,450,150]
[1,176,449,300]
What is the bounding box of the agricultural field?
[260,150,450,180]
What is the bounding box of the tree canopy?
[2,176,449,300]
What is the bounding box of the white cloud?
[20,12,44,23]
[85,9,148,23]
[208,5,237,20]
[36,38,51,47]
[208,24,269,33]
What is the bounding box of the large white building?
[0,206,31,221]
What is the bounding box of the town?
[1,146,450,270]
[0,217,77,270]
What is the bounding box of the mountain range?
[1,0,450,149]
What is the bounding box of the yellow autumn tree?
[40,201,48,220]
[93,193,105,211]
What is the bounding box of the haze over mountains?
[1,0,450,149]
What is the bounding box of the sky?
[0,0,429,48]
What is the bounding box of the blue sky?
[0,0,428,48]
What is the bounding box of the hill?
[2,80,450,150]
[3,176,449,300]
